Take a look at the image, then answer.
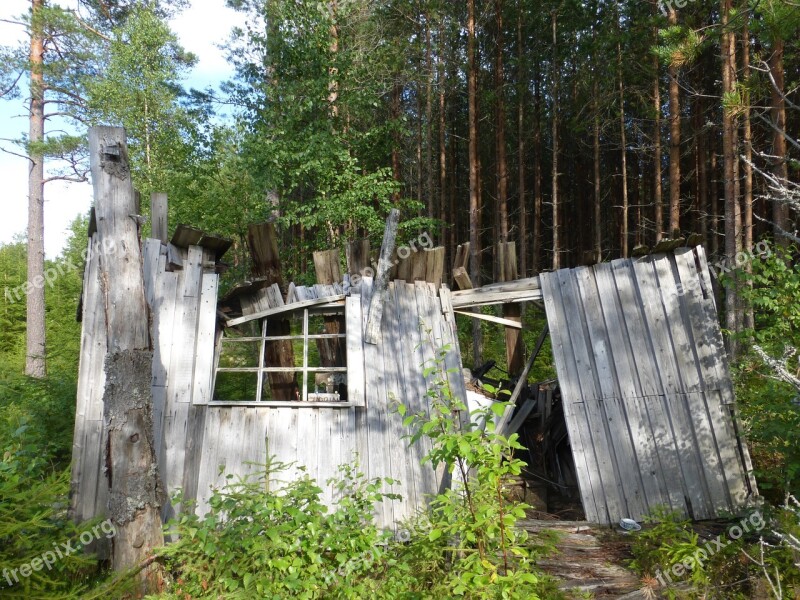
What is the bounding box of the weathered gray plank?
[191,272,219,405]
[631,258,712,519]
[150,192,168,243]
[591,264,669,515]
[345,295,366,407]
[572,267,647,520]
[652,254,733,512]
[556,268,627,522]
[365,208,400,345]
[540,271,604,523]
[608,260,688,517]
[382,283,414,521]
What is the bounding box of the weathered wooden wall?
[192,279,467,528]
[70,231,109,523]
[540,246,757,525]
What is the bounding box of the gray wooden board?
[400,282,439,499]
[651,255,732,512]
[362,276,393,526]
[555,268,627,522]
[608,260,688,516]
[71,235,108,521]
[192,272,219,405]
[194,407,222,516]
[540,271,605,524]
[572,267,647,520]
[631,258,712,519]
[381,283,414,521]
[345,295,366,407]
[393,282,433,510]
[180,404,207,512]
[591,264,668,514]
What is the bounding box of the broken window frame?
[212,306,352,407]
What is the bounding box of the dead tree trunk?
[89,126,164,594]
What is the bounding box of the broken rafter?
[225,294,346,327]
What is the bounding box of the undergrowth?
[142,334,561,599]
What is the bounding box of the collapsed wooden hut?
[70,128,757,536]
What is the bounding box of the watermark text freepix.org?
[3,238,117,305]
[2,519,116,587]
[655,511,765,587]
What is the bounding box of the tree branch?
[753,344,800,395]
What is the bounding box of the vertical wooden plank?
[191,272,219,405]
[652,254,734,512]
[573,267,649,520]
[540,271,604,523]
[150,192,168,243]
[631,257,713,519]
[555,268,627,522]
[365,209,400,344]
[591,264,670,514]
[71,235,108,522]
[424,246,445,288]
[362,279,393,527]
[381,283,413,522]
[345,295,366,407]
[194,407,222,517]
[607,260,689,517]
[408,282,444,497]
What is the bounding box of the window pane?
[213,372,258,402]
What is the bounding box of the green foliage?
[396,331,546,597]
[629,506,800,598]
[138,330,554,599]
[86,4,197,197]
[0,377,104,598]
[226,0,432,249]
[735,247,800,498]
[152,462,400,599]
[653,26,705,68]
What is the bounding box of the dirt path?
[520,519,648,598]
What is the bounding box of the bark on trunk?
[25,0,46,378]
[667,8,681,236]
[769,37,789,246]
[517,8,527,277]
[468,0,482,364]
[551,11,561,270]
[89,127,165,594]
[721,0,741,356]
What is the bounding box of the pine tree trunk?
[25,0,46,378]
[653,39,663,244]
[533,60,542,273]
[668,8,681,236]
[769,37,789,246]
[468,0,482,364]
[551,10,561,270]
[615,7,629,257]
[495,0,509,247]
[593,68,602,261]
[742,18,754,330]
[721,0,741,356]
[517,7,527,277]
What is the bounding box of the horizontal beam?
[225,294,346,327]
[453,310,523,329]
[451,288,543,309]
